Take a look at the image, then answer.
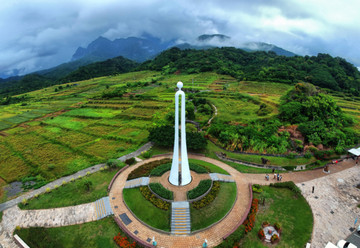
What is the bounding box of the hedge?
[187,180,212,200]
[150,163,171,177]
[149,183,173,200]
[270,181,302,197]
[192,181,220,209]
[189,163,208,173]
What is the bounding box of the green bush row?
[189,163,208,174]
[139,186,170,210]
[127,158,171,180]
[187,180,212,200]
[150,163,171,177]
[149,183,173,200]
[270,181,302,197]
[192,181,220,209]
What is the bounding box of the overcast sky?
[1,0,360,77]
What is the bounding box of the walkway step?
[209,173,235,182]
[94,197,113,220]
[171,201,191,235]
[124,177,150,188]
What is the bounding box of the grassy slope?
[19,169,117,210]
[14,217,120,248]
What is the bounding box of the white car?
[337,240,357,248]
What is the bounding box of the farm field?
[1,70,359,204]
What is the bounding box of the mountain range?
[0,33,296,83]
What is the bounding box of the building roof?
[348,148,360,156]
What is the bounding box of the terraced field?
[1,70,359,203]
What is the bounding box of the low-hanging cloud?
[1,0,360,77]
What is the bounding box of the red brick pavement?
[109,155,251,248]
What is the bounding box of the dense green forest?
[139,47,360,93]
[207,82,357,156]
[60,56,138,83]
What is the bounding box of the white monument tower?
[169,81,191,186]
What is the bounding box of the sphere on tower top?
[177,81,183,89]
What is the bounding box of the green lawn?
[19,169,117,210]
[14,217,121,248]
[123,188,170,231]
[188,159,229,175]
[191,182,237,231]
[239,186,313,247]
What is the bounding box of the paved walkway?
[109,154,251,248]
[0,152,358,248]
[0,142,153,212]
[297,165,360,248]
[0,203,96,248]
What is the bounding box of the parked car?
[337,240,357,248]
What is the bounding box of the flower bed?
[191,181,220,209]
[114,233,136,248]
[139,186,170,210]
[127,158,171,180]
[243,198,259,233]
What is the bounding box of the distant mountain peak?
[197,34,230,42]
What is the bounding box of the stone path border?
[109,154,251,248]
[0,203,96,248]
[0,142,153,212]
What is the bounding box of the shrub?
[125,157,136,165]
[82,179,93,192]
[54,185,59,190]
[271,233,279,243]
[192,181,220,209]
[150,163,171,177]
[274,222,281,231]
[149,183,173,200]
[106,159,125,169]
[34,194,39,198]
[304,151,312,159]
[258,228,265,240]
[187,180,212,200]
[262,221,269,226]
[139,186,170,210]
[45,187,51,193]
[62,180,66,185]
[142,151,152,159]
[22,198,28,205]
[252,184,263,193]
